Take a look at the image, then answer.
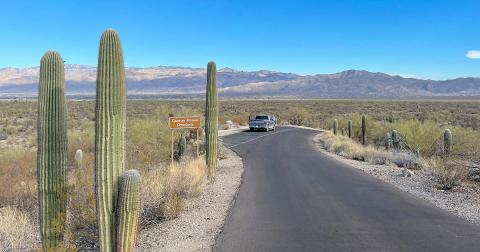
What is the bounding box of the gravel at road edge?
[314,133,480,225]
[137,146,244,252]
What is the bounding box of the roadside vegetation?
[319,114,479,191]
[1,98,479,249]
[0,101,214,250]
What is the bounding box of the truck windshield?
[255,116,269,120]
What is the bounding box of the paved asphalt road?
[214,126,480,252]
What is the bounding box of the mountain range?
[1,65,480,98]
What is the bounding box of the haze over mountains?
[1,64,480,98]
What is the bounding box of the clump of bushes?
[321,115,480,191]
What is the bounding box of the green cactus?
[205,61,218,181]
[116,170,141,252]
[341,128,345,136]
[347,120,353,138]
[384,133,392,150]
[95,29,127,252]
[444,129,452,154]
[361,115,367,145]
[392,130,400,149]
[333,119,338,135]
[178,135,187,159]
[37,51,68,249]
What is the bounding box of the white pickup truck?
[249,115,277,132]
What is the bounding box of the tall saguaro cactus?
[333,119,338,135]
[95,29,127,251]
[205,61,218,181]
[37,51,68,249]
[361,115,367,145]
[116,170,141,252]
[444,129,452,154]
[347,120,353,138]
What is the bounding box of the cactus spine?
[347,120,353,138]
[333,119,338,135]
[116,170,141,252]
[95,29,127,252]
[444,129,452,154]
[361,115,367,145]
[37,51,68,249]
[205,61,218,181]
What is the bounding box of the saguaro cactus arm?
[205,61,218,181]
[116,170,141,252]
[37,51,68,249]
[95,29,127,252]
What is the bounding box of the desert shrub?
[287,107,313,126]
[0,148,37,213]
[142,157,207,224]
[426,157,467,190]
[392,119,443,156]
[126,119,172,172]
[448,126,480,163]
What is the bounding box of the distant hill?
[1,65,480,98]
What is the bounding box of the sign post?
[169,116,202,166]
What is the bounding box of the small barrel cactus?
[444,129,452,154]
[116,170,141,252]
[95,29,127,251]
[333,119,338,135]
[361,115,367,145]
[37,51,68,249]
[75,149,83,168]
[347,120,353,138]
[205,61,218,181]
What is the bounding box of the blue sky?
[1,0,480,79]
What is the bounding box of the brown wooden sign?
[169,116,201,129]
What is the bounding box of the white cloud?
[466,50,480,59]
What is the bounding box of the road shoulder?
[313,132,480,225]
[138,146,244,251]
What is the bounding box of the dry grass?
[320,131,418,169]
[0,206,37,251]
[142,157,208,225]
[0,148,37,213]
